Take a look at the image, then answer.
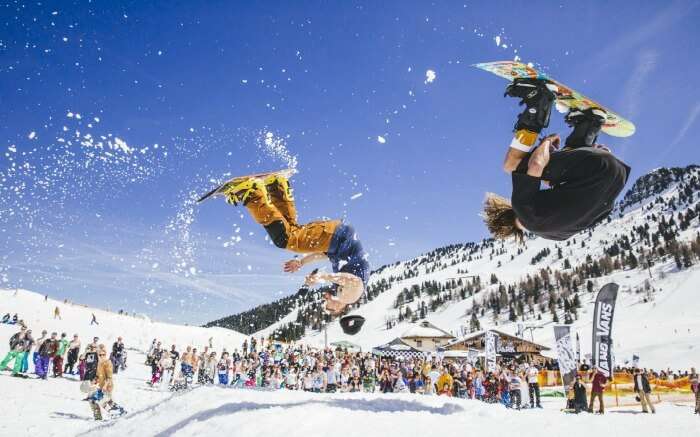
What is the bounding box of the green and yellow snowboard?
[197,168,296,203]
[474,61,635,138]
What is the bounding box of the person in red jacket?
[589,366,608,414]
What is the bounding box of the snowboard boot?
[504,78,556,134]
[564,108,606,148]
[222,178,267,206]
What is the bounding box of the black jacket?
[512,147,630,241]
[573,381,588,407]
[633,374,652,393]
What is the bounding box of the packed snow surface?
[0,351,694,437]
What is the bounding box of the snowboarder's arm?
[307,272,364,315]
[283,253,328,273]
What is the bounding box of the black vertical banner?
[592,283,619,378]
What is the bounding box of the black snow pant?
[529,383,541,407]
[510,390,521,409]
[64,348,79,374]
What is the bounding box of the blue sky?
[1,1,699,324]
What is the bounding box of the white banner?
[485,330,497,372]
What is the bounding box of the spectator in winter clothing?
[110,337,125,374]
[526,365,541,408]
[690,367,699,415]
[572,375,588,413]
[64,334,81,375]
[509,373,523,409]
[19,329,34,374]
[217,352,231,385]
[1,328,28,376]
[589,366,607,414]
[36,332,57,379]
[53,333,69,377]
[437,368,454,396]
[33,330,47,369]
[84,344,99,381]
[633,368,655,414]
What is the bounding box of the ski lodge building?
[399,321,456,353]
[440,329,552,365]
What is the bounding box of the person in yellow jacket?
[436,367,454,395]
[87,344,126,420]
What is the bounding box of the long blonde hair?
[482,193,523,242]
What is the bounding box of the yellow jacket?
[96,357,114,393]
[436,373,454,392]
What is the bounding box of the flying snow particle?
[377,136,386,144]
[62,37,68,42]
[28,132,36,140]
[189,266,197,275]
[189,127,194,132]
[241,79,248,84]
[350,193,363,200]
[425,70,437,84]
[247,265,252,271]
[495,35,501,46]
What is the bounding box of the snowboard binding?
[564,108,606,148]
[505,78,556,134]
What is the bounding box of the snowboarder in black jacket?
[483,78,630,242]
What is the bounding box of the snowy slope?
[258,166,700,369]
[0,288,247,352]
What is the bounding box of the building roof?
[443,328,550,351]
[400,321,455,339]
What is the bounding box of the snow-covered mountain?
[0,288,247,352]
[209,165,700,369]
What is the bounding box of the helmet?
[339,315,365,335]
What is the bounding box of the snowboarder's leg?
[264,174,298,226]
[564,108,606,149]
[227,179,290,248]
[90,401,103,420]
[503,78,556,169]
[228,177,340,253]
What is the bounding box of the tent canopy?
[372,337,425,359]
